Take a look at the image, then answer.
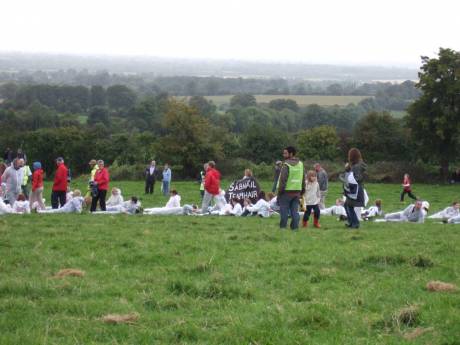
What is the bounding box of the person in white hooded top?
[106,187,124,207]
[38,190,85,214]
[12,193,30,214]
[0,197,13,214]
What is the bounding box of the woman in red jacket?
[91,160,110,212]
[30,161,45,210]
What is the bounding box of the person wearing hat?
[272,160,283,193]
[51,157,68,209]
[30,161,45,211]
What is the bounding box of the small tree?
[296,126,340,161]
[407,48,460,180]
[230,93,256,108]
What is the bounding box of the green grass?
[183,95,371,107]
[1,180,460,344]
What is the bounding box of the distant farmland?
[184,95,371,107]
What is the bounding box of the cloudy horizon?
[1,0,458,68]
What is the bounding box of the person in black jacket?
[144,160,157,194]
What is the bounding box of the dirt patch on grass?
[426,280,457,292]
[101,313,139,324]
[53,269,85,278]
[403,327,434,340]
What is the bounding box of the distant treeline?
[0,81,428,180]
[0,78,419,112]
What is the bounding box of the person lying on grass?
[428,201,459,220]
[144,190,184,215]
[382,200,429,223]
[38,190,85,214]
[361,199,383,221]
[320,198,347,218]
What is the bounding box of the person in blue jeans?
[277,146,305,231]
[162,164,171,196]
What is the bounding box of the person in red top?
[30,161,45,211]
[91,159,110,212]
[400,173,417,202]
[51,157,68,209]
[201,161,224,212]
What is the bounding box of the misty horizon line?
[0,50,420,70]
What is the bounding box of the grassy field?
[183,95,371,107]
[1,180,459,344]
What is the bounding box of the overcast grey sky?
[1,0,458,67]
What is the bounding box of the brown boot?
[302,220,308,228]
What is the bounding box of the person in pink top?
[90,160,110,212]
[400,173,417,202]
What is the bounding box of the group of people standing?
[276,146,367,231]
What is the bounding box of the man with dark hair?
[277,146,305,230]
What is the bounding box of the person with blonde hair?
[302,170,321,228]
[243,169,253,179]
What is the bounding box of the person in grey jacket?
[314,163,328,209]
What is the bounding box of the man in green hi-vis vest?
[277,146,306,230]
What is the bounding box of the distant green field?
[185,95,371,107]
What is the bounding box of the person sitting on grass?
[38,190,85,214]
[320,198,347,219]
[361,199,383,220]
[93,196,142,215]
[165,190,181,208]
[106,187,124,207]
[428,201,460,220]
[243,191,272,218]
[383,200,429,223]
[0,196,13,214]
[12,194,30,214]
[267,192,279,212]
[230,198,243,216]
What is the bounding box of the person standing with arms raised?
[51,157,68,209]
[277,146,305,231]
[91,160,110,212]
